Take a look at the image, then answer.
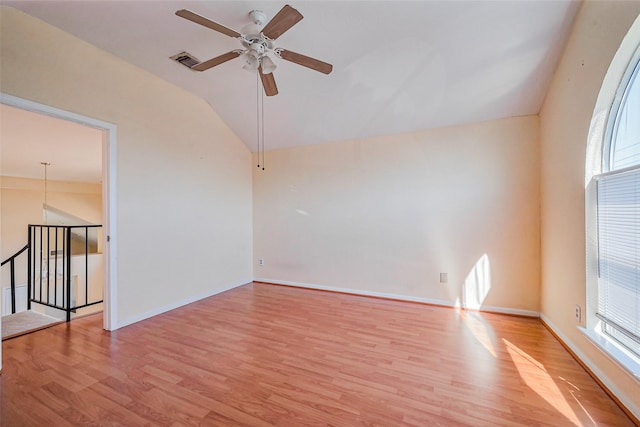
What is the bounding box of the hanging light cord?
[261,77,265,171]
[41,162,50,223]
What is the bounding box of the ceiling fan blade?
[279,49,333,75]
[259,66,279,96]
[176,9,241,38]
[192,51,241,71]
[261,5,303,40]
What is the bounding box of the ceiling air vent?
[170,51,201,69]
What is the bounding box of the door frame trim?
[1,93,118,330]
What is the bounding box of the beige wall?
[0,165,2,372]
[0,7,253,327]
[540,1,640,417]
[1,176,102,286]
[254,116,541,314]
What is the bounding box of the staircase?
[1,224,104,338]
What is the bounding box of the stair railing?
[1,244,29,314]
[28,224,103,322]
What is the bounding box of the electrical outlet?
[259,259,264,266]
[440,273,448,283]
[575,304,581,323]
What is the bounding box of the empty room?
[1,1,639,425]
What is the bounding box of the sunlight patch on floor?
[461,311,497,357]
[503,338,583,426]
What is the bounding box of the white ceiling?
[3,0,580,153]
[0,104,103,183]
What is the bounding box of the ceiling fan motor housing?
[249,43,265,55]
[241,33,273,51]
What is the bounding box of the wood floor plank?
[1,282,635,426]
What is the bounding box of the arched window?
[606,59,640,172]
[592,48,640,363]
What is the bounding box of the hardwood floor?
[1,282,634,426]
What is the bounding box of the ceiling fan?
[175,4,333,96]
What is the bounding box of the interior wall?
[0,176,102,286]
[539,0,640,417]
[0,169,3,372]
[0,7,253,327]
[254,116,541,314]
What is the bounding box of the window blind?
[597,166,640,356]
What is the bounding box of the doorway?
[0,94,117,332]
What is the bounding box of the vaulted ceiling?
[3,1,580,155]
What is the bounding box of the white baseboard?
[478,304,540,318]
[116,279,252,329]
[540,313,639,420]
[254,278,539,318]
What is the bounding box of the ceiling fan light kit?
[242,48,261,72]
[261,55,277,74]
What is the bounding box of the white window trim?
[579,326,640,380]
[585,20,640,381]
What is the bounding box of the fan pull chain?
[256,70,261,168]
[261,80,265,170]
